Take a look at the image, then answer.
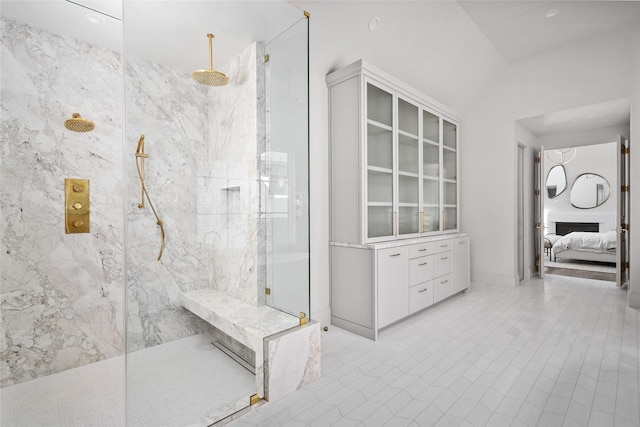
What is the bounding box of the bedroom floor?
[545,260,617,282]
[231,275,639,427]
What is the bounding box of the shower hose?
[135,134,165,261]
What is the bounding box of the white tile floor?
[231,276,639,427]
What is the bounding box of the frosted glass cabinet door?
[398,98,420,236]
[443,120,457,231]
[422,110,441,233]
[366,83,394,240]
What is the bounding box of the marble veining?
[1,18,124,386]
[264,321,321,402]
[180,288,299,397]
[2,16,268,386]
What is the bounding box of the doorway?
[517,99,631,288]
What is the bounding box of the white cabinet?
[328,60,460,245]
[377,247,409,327]
[328,60,467,341]
[330,234,470,340]
[452,236,470,293]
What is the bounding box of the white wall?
[303,1,505,325]
[629,27,640,308]
[305,5,640,323]
[514,123,536,281]
[462,28,636,287]
[537,124,629,149]
[543,142,617,233]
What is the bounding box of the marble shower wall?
[197,42,265,307]
[0,18,125,386]
[1,17,264,383]
[127,42,264,352]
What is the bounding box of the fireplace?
[555,222,599,235]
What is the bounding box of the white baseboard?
[472,271,519,288]
[629,289,640,309]
[311,306,331,327]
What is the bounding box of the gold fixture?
[64,113,94,133]
[192,34,229,87]
[135,134,165,261]
[263,54,270,63]
[265,287,271,295]
[546,147,577,165]
[299,312,307,326]
[304,10,310,18]
[65,178,90,234]
[250,394,260,405]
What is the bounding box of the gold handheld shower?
[192,33,229,87]
[135,134,165,261]
[64,113,95,132]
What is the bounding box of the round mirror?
[546,165,567,198]
[570,173,610,209]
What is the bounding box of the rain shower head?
[192,33,229,87]
[64,113,94,133]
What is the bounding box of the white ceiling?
[518,98,631,136]
[458,0,640,64]
[0,1,305,74]
[2,0,635,133]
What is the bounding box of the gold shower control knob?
[72,202,83,210]
[72,219,84,228]
[73,184,84,192]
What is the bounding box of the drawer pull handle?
[440,244,448,248]
[418,248,427,252]
[418,288,428,293]
[418,262,428,266]
[440,280,448,284]
[390,253,401,257]
[458,241,465,245]
[440,257,448,260]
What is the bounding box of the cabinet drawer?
[409,256,434,286]
[409,242,433,259]
[409,281,434,313]
[434,274,453,303]
[433,240,453,254]
[434,252,452,278]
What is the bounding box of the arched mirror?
[546,165,567,198]
[570,173,610,209]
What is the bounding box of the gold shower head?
[192,33,229,87]
[64,113,95,133]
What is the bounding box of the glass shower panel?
[263,17,310,318]
[1,2,125,426]
[122,1,304,424]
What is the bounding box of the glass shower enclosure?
[0,1,309,425]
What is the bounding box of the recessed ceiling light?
[545,9,560,18]
[84,13,106,25]
[368,17,380,32]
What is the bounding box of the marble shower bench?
[179,289,320,401]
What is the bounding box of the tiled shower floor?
[1,333,254,426]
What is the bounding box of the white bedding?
[552,231,617,255]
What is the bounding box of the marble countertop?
[331,233,470,250]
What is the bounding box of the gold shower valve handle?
[65,178,90,234]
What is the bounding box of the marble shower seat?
[179,288,300,398]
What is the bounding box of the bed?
[551,230,617,264]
